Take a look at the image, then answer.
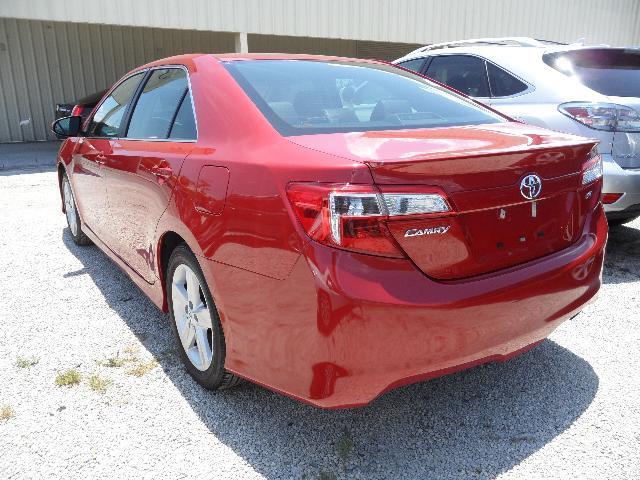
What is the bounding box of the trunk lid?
[290,122,598,279]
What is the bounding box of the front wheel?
[166,244,241,390]
[62,173,92,246]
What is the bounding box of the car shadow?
[604,223,640,285]
[62,230,599,479]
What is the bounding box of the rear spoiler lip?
[363,138,600,168]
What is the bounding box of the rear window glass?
[487,62,528,97]
[169,93,197,140]
[127,68,189,139]
[397,58,426,74]
[543,49,640,97]
[223,60,503,136]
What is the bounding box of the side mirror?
[51,116,82,137]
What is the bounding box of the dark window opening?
[487,62,528,97]
[424,55,490,98]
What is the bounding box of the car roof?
[395,38,637,63]
[135,53,386,72]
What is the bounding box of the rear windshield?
[543,49,640,97]
[223,60,504,136]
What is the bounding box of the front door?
[75,72,145,240]
[71,137,109,237]
[102,67,197,283]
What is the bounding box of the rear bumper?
[210,205,607,409]
[602,153,640,216]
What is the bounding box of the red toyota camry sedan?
[53,54,607,408]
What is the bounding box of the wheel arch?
[156,229,230,338]
[57,162,67,213]
[157,230,188,312]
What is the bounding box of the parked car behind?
[52,54,606,408]
[395,38,640,225]
[54,89,107,134]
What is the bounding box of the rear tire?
[166,244,241,390]
[61,173,92,246]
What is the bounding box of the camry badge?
[520,174,542,200]
[404,226,451,237]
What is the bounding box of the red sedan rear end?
[55,54,607,408]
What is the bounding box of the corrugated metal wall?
[2,0,640,142]
[2,0,640,46]
[0,19,421,142]
[0,18,235,142]
[249,34,420,61]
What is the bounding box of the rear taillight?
[581,146,603,185]
[287,183,451,257]
[602,193,624,204]
[70,105,84,117]
[559,102,640,132]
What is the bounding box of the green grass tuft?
[127,360,158,377]
[16,356,39,368]
[99,346,140,368]
[88,374,112,394]
[101,357,127,368]
[0,405,14,421]
[55,369,81,387]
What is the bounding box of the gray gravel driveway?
[0,165,638,479]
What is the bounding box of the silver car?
[394,37,640,225]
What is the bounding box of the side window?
[487,62,528,97]
[169,93,197,140]
[127,68,189,139]
[425,55,490,97]
[88,73,144,137]
[397,58,426,74]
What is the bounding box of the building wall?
[2,0,639,46]
[249,34,420,61]
[0,18,421,142]
[0,18,235,142]
[1,1,640,142]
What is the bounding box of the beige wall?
[1,0,640,142]
[0,18,420,142]
[249,34,420,61]
[1,0,639,46]
[0,18,235,142]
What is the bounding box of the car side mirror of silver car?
[51,115,81,137]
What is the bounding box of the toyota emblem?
[520,174,542,200]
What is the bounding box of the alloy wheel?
[63,177,78,236]
[171,264,214,371]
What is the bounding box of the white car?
[394,37,640,225]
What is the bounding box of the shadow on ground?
[62,230,599,479]
[603,223,640,285]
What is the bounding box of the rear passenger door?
[102,67,197,283]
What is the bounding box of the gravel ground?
[0,166,639,479]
